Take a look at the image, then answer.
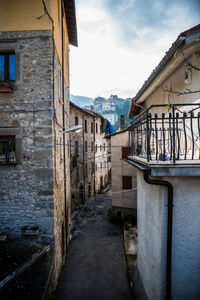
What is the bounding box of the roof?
[104,128,128,139]
[64,0,78,47]
[70,101,94,117]
[70,102,108,121]
[129,23,200,118]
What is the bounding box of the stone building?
[70,102,111,209]
[70,102,96,209]
[0,0,77,289]
[93,111,111,192]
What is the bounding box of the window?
[0,52,15,81]
[96,123,98,134]
[100,162,102,169]
[76,166,79,182]
[91,142,94,152]
[0,136,16,165]
[84,163,88,177]
[75,116,78,126]
[104,143,106,151]
[100,145,102,151]
[100,125,102,134]
[85,141,88,152]
[95,144,97,152]
[60,137,62,163]
[75,140,78,153]
[91,122,94,133]
[122,147,130,159]
[91,162,95,174]
[85,120,87,133]
[122,176,132,190]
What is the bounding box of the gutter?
[125,159,173,300]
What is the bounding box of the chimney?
[90,105,94,111]
[120,115,125,130]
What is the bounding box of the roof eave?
[64,0,78,47]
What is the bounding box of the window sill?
[0,85,12,93]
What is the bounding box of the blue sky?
[70,0,200,99]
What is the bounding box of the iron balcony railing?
[129,103,200,163]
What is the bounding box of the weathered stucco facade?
[128,25,200,300]
[106,130,137,218]
[0,0,77,291]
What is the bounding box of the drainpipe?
[61,0,67,257]
[82,115,85,204]
[93,116,96,196]
[143,169,173,300]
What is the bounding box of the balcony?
[128,103,200,176]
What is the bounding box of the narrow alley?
[52,190,133,300]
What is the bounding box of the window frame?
[0,51,15,82]
[75,140,79,153]
[122,176,132,190]
[85,140,88,153]
[0,128,22,165]
[75,116,79,126]
[85,119,88,133]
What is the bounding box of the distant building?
[70,102,111,209]
[105,127,137,219]
[102,100,115,111]
[103,113,118,125]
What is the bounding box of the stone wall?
[0,31,54,242]
[0,30,71,290]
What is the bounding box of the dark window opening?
[117,211,121,218]
[75,140,79,153]
[122,176,132,190]
[85,120,87,133]
[122,147,130,159]
[0,52,15,82]
[91,122,93,133]
[91,162,95,174]
[91,142,94,152]
[75,116,78,125]
[96,123,98,134]
[85,141,88,152]
[0,136,16,165]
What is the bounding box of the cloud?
[101,0,200,48]
[71,0,200,98]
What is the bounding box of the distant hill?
[70,95,94,108]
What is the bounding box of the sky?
[69,0,200,99]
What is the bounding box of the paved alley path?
[52,190,133,300]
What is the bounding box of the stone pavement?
[52,190,133,300]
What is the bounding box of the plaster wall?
[111,132,137,211]
[136,170,200,300]
[144,52,200,112]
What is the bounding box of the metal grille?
[129,103,200,163]
[0,136,16,165]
